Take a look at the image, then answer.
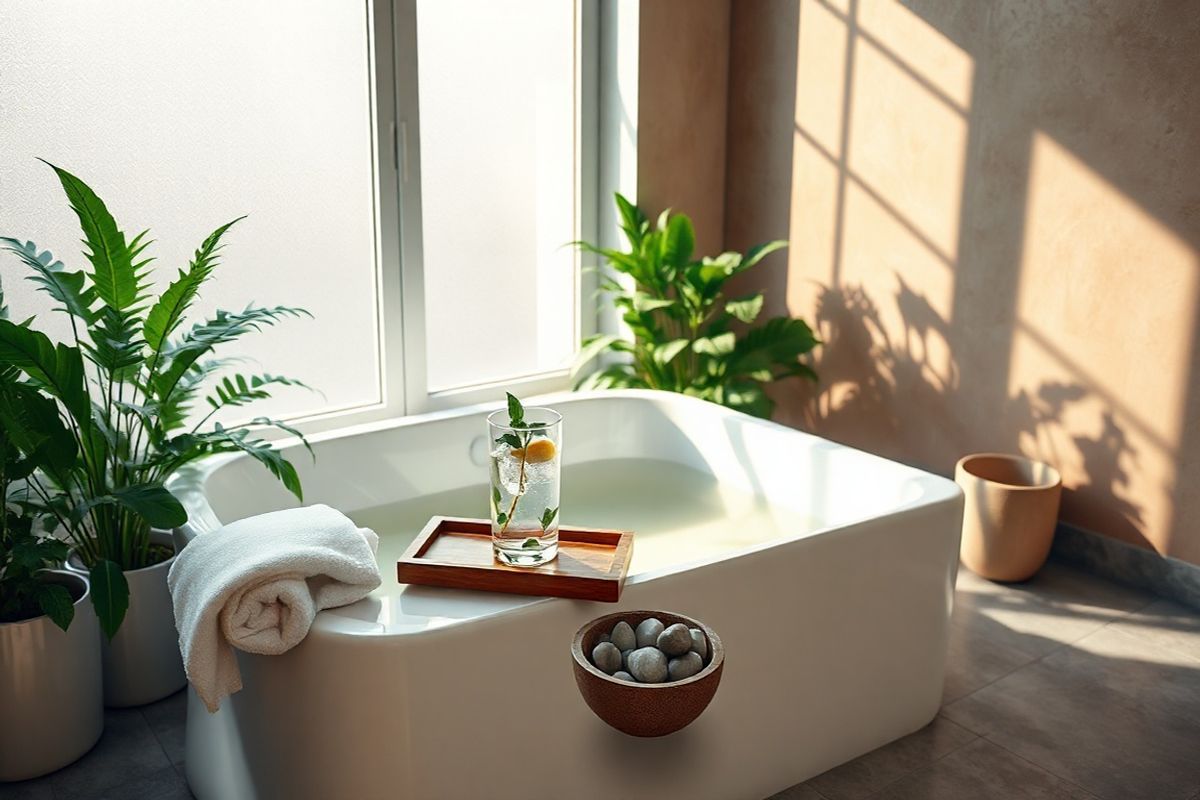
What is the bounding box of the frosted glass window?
[0,1,380,421]
[417,0,579,391]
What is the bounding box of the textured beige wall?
[724,1,1200,563]
[637,0,731,257]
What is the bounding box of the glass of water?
[487,406,562,566]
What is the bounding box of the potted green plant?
[0,161,312,706]
[574,194,819,419]
[0,277,103,781]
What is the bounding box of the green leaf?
[205,373,309,412]
[0,319,90,422]
[153,305,309,402]
[89,559,129,640]
[143,217,245,352]
[112,484,187,529]
[41,160,149,313]
[660,213,695,268]
[166,425,304,500]
[496,512,508,525]
[738,240,788,272]
[540,506,558,530]
[571,333,628,379]
[653,338,690,366]
[74,484,187,529]
[725,382,774,419]
[34,582,75,632]
[83,306,144,377]
[572,241,643,275]
[613,193,648,249]
[632,294,677,314]
[0,238,97,322]
[522,537,542,549]
[491,485,502,511]
[495,433,522,449]
[725,293,764,324]
[0,380,77,475]
[731,317,820,374]
[575,365,647,391]
[692,332,737,357]
[505,392,524,427]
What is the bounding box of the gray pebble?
[657,623,692,656]
[627,646,668,683]
[621,648,633,669]
[635,617,665,648]
[592,641,622,674]
[668,651,704,681]
[689,628,708,660]
[610,620,636,651]
[613,670,635,682]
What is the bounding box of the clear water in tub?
[350,458,819,594]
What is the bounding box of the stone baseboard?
[1051,521,1200,612]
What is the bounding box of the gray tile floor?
[773,562,1200,800]
[4,560,1199,800]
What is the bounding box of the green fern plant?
[573,194,819,418]
[0,161,312,638]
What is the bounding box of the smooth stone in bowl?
[621,649,633,670]
[592,642,622,674]
[635,617,665,648]
[571,609,726,737]
[613,670,635,682]
[627,647,668,683]
[689,628,708,660]
[610,621,636,651]
[668,651,704,681]
[657,623,692,656]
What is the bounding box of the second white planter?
[0,571,103,781]
[69,530,187,707]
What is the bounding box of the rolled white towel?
[168,504,382,712]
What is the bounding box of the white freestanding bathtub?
[171,390,963,800]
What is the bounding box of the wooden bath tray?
[396,517,634,602]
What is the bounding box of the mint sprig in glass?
[488,393,561,566]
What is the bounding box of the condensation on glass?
[0,1,382,421]
[416,0,579,391]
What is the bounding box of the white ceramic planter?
[68,530,187,707]
[0,571,104,782]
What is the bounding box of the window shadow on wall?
[796,279,1149,548]
[729,0,1200,557]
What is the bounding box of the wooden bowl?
[571,609,724,737]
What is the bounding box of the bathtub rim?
[169,389,964,639]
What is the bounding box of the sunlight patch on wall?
[794,0,850,158]
[856,0,973,111]
[787,138,843,294]
[847,34,971,262]
[1011,132,1198,552]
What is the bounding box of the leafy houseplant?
[0,276,104,774]
[0,161,311,642]
[0,276,74,631]
[574,194,819,419]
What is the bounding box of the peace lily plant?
[574,194,819,419]
[0,161,311,640]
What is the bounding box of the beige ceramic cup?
[955,453,1062,582]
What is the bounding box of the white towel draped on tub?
[168,504,382,712]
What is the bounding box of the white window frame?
[287,0,631,436]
